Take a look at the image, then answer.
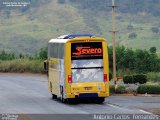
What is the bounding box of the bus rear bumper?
[66,92,109,98]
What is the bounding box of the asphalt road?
[0,73,160,120]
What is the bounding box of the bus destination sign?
[71,42,103,60]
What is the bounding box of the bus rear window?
[71,42,104,83]
[71,42,103,60]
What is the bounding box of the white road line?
[139,109,153,114]
[107,103,120,109]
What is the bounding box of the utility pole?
[111,0,117,85]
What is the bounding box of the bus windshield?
[71,42,104,83]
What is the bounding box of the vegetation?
[147,72,160,82]
[128,32,137,39]
[149,47,157,53]
[0,49,47,73]
[109,46,160,73]
[133,74,147,84]
[1,45,160,75]
[110,85,126,94]
[115,85,127,94]
[137,85,160,94]
[123,74,147,84]
[0,59,44,73]
[0,0,160,54]
[123,75,134,84]
[151,27,159,34]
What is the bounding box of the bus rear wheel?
[52,94,57,99]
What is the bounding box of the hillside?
[0,0,159,54]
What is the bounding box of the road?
[0,73,160,120]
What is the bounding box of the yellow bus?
[44,34,109,103]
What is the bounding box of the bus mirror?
[44,60,48,72]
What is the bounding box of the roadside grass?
[147,72,160,83]
[0,59,44,73]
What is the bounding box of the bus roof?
[48,34,106,44]
[49,38,69,43]
[49,34,95,43]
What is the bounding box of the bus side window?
[58,44,64,59]
[52,43,58,58]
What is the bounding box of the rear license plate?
[84,87,92,90]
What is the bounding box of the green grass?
[0,1,159,54]
[147,72,160,83]
[0,59,44,73]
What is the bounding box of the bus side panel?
[49,58,60,96]
[102,41,110,96]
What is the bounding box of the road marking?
[107,103,120,109]
[139,109,153,114]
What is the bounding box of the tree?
[149,47,157,53]
[151,27,159,34]
[127,24,134,30]
[128,32,137,39]
[39,48,47,60]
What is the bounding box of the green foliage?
[110,85,126,94]
[149,47,157,53]
[38,48,47,60]
[0,50,15,60]
[115,85,127,94]
[128,32,137,39]
[123,75,134,84]
[147,72,160,82]
[151,27,159,34]
[137,85,160,94]
[0,0,160,54]
[127,24,134,30]
[133,74,147,84]
[0,59,44,73]
[123,74,147,84]
[109,46,160,73]
[70,0,160,16]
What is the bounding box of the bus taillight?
[104,74,107,82]
[68,75,72,83]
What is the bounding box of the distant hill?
[0,0,159,54]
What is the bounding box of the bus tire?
[94,97,105,104]
[52,94,57,99]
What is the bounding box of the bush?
[147,72,160,82]
[137,85,160,94]
[115,85,127,94]
[133,74,147,84]
[123,75,134,84]
[151,27,159,34]
[123,74,147,84]
[109,85,115,94]
[128,32,137,39]
[110,85,127,94]
[149,47,157,54]
[38,48,47,60]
